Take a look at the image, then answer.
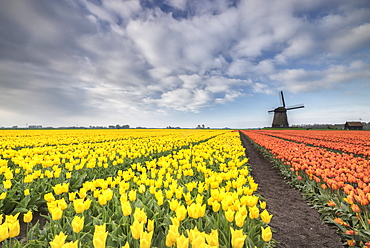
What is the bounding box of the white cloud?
[270,63,370,93]
[165,0,187,11]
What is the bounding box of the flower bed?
[241,130,370,247]
[0,129,273,248]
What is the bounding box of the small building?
[344,122,363,130]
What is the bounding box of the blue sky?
[0,0,369,128]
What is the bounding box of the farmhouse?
[344,121,363,130]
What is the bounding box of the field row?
[240,130,370,247]
[0,130,273,248]
[253,130,370,158]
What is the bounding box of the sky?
[0,0,369,129]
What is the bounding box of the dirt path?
[239,132,345,248]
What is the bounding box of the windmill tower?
[268,91,304,128]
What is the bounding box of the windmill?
[268,91,304,128]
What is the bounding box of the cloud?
[0,0,369,127]
[270,62,370,93]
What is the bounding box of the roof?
[345,121,363,127]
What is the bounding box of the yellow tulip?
[61,241,78,248]
[73,199,85,214]
[235,211,247,228]
[123,242,130,248]
[50,207,63,221]
[128,190,137,201]
[260,210,273,224]
[147,219,154,232]
[53,183,69,195]
[195,194,204,204]
[8,220,20,238]
[248,206,259,219]
[176,235,189,248]
[261,226,272,242]
[259,201,267,209]
[212,201,220,212]
[238,206,248,216]
[192,235,206,248]
[140,231,153,248]
[130,220,144,240]
[5,212,20,224]
[93,223,108,248]
[98,194,107,205]
[44,192,55,202]
[187,203,205,219]
[230,227,246,248]
[170,216,180,226]
[23,210,33,223]
[165,189,173,199]
[103,188,113,201]
[134,208,147,223]
[183,192,193,205]
[3,180,12,189]
[121,200,132,216]
[72,215,84,233]
[205,229,219,247]
[78,188,87,199]
[24,189,30,196]
[49,231,67,248]
[175,187,183,199]
[157,195,164,206]
[69,192,77,202]
[170,199,180,211]
[0,192,6,200]
[225,209,234,222]
[57,198,68,210]
[138,184,146,193]
[244,195,259,207]
[175,205,187,221]
[0,223,9,242]
[166,224,180,247]
[84,198,92,210]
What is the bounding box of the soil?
[239,132,345,248]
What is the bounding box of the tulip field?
[240,130,370,247]
[0,129,273,248]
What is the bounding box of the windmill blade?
[268,110,275,113]
[286,105,304,110]
[280,91,286,107]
